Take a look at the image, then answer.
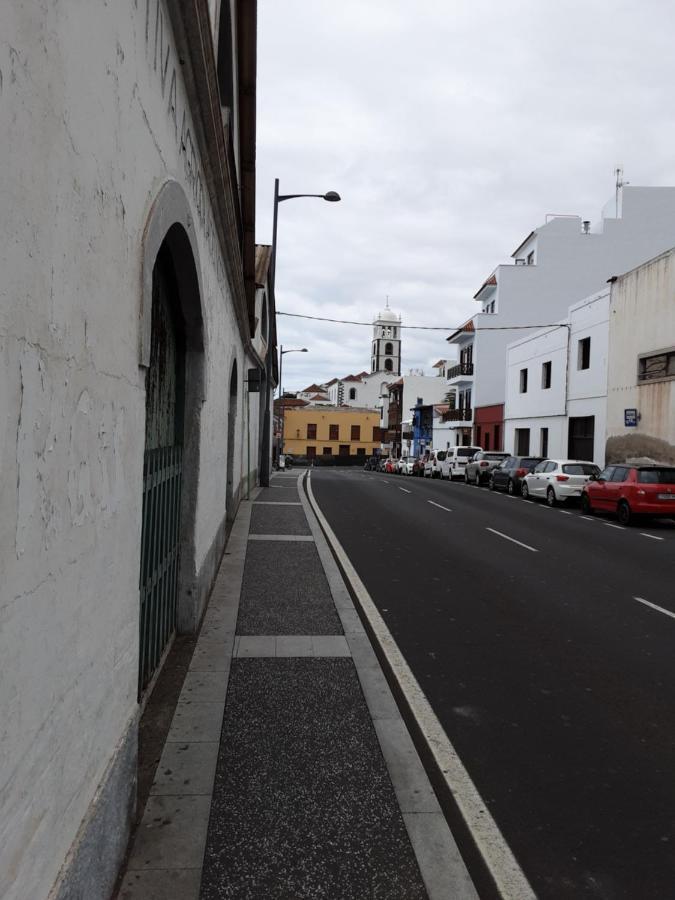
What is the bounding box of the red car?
[581,464,675,525]
[384,458,397,474]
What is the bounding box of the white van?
[423,449,447,478]
[440,446,482,480]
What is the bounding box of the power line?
[277,310,569,332]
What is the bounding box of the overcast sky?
[255,0,675,393]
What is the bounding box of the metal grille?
[139,445,182,694]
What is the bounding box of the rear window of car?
[458,447,479,458]
[436,451,447,461]
[563,463,599,475]
[638,468,675,484]
[485,453,508,460]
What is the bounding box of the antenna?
[614,166,629,218]
[385,295,390,309]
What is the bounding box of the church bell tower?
[371,301,402,375]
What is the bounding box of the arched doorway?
[138,183,205,694]
[226,359,238,520]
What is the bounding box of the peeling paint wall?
[0,2,262,898]
[607,249,675,462]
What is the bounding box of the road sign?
[624,408,638,427]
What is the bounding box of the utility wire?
[277,310,568,332]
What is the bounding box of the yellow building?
[283,406,382,460]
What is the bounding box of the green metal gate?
[138,445,182,692]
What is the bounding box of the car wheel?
[581,493,593,515]
[521,481,530,500]
[617,500,632,526]
[546,487,557,507]
[507,479,515,496]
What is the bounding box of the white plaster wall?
[473,190,675,413]
[503,416,567,458]
[401,376,448,420]
[0,4,260,898]
[607,249,675,447]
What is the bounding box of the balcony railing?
[446,362,474,380]
[442,408,472,422]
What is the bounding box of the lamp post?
[278,346,307,465]
[270,177,340,469]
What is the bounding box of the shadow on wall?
[606,434,675,465]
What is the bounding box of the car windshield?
[638,468,675,484]
[458,448,478,457]
[563,463,599,475]
[436,451,446,461]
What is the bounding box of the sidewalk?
[118,470,477,900]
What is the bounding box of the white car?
[424,449,447,478]
[440,445,482,480]
[521,459,600,506]
[396,456,413,475]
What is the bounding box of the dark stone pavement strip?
[255,487,299,502]
[237,542,342,635]
[250,504,311,535]
[200,658,427,900]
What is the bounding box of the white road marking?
[427,500,452,512]
[306,475,536,900]
[399,487,411,494]
[580,515,596,521]
[486,527,538,553]
[560,510,572,515]
[640,532,664,541]
[634,596,675,620]
[605,523,625,530]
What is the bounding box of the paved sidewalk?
[118,470,477,899]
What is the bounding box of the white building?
[504,289,610,465]
[383,374,449,456]
[446,186,675,452]
[606,248,675,464]
[1,5,268,900]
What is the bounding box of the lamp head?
[323,191,341,202]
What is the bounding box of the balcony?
[442,408,472,423]
[446,362,474,385]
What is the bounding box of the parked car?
[521,459,600,506]
[424,449,447,478]
[581,464,675,525]
[384,458,397,474]
[363,456,379,471]
[376,457,389,472]
[440,445,482,480]
[399,457,416,475]
[464,451,510,485]
[489,456,544,495]
[411,458,425,477]
[395,456,412,474]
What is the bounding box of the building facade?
[282,407,382,460]
[504,289,609,466]
[606,248,675,464]
[447,186,675,451]
[0,4,268,900]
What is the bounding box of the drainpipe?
[562,324,571,418]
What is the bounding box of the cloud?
[257,0,675,390]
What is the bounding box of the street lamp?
[277,346,307,465]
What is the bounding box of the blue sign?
[624,408,638,427]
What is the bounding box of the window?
[307,423,317,439]
[527,250,535,265]
[542,361,552,389]
[494,424,501,450]
[384,359,393,372]
[484,432,490,450]
[329,424,339,441]
[307,446,316,459]
[323,447,332,455]
[540,427,548,457]
[638,349,675,382]
[611,466,629,482]
[520,368,528,393]
[339,444,350,456]
[356,447,366,455]
[382,325,392,337]
[476,425,481,446]
[384,342,393,355]
[349,388,357,400]
[372,426,381,441]
[638,467,675,483]
[578,337,591,370]
[515,428,530,455]
[393,327,397,338]
[351,425,361,440]
[568,415,594,460]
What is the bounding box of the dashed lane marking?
[634,596,675,620]
[640,532,665,541]
[399,487,411,494]
[427,500,452,512]
[605,523,625,531]
[486,527,538,553]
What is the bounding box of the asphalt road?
[311,467,675,900]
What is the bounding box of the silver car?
[464,451,510,485]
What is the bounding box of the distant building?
[606,248,675,464]
[447,186,675,451]
[282,406,382,461]
[383,375,448,457]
